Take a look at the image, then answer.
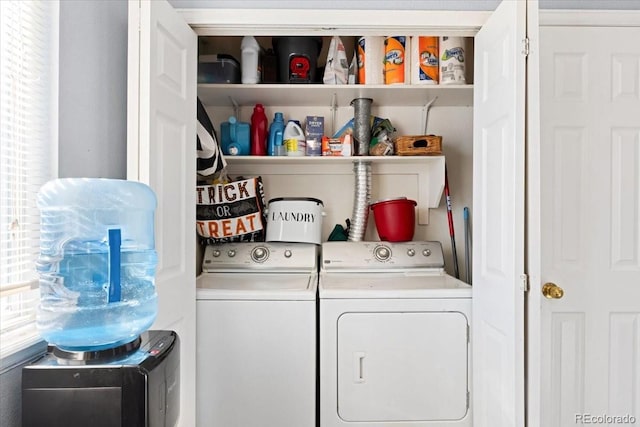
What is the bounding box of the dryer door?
[337,311,469,422]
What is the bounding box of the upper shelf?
[197,84,473,108]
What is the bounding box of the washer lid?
[197,272,317,300]
[319,272,471,299]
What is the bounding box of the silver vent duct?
[348,98,374,242]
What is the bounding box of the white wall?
[58,0,128,179]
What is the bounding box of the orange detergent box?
[322,134,352,156]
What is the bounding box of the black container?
[262,48,278,83]
[272,37,322,84]
[22,330,180,427]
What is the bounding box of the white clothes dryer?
[196,242,318,427]
[319,241,472,427]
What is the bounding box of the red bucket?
[370,197,417,242]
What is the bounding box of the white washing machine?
[196,242,318,427]
[319,241,472,427]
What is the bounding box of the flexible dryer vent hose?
[348,160,371,241]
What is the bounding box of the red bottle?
[250,103,268,155]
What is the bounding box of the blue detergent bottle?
[267,112,285,156]
[36,178,159,351]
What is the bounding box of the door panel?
[127,1,197,426]
[472,1,526,426]
[549,313,585,426]
[538,25,640,427]
[337,312,469,422]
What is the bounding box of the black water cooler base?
[21,330,180,427]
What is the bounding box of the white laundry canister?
[266,197,324,244]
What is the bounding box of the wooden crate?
[394,135,443,156]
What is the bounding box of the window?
[1,0,58,360]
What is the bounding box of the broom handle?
[444,167,460,279]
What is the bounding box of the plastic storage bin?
[36,178,158,350]
[198,54,241,84]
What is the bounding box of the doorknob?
[542,282,564,299]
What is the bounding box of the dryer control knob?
[374,245,391,262]
[422,248,432,257]
[407,249,415,257]
[212,249,221,257]
[284,249,292,258]
[251,246,269,263]
[227,249,236,257]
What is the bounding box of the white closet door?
[537,24,640,427]
[472,1,527,426]
[127,1,197,426]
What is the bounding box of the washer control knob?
[374,245,392,262]
[284,249,292,258]
[422,248,432,257]
[407,249,416,257]
[212,249,221,258]
[251,246,269,263]
[227,249,236,257]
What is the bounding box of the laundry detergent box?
[305,116,324,156]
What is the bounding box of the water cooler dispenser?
[22,178,180,427]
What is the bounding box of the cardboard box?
[321,134,352,157]
[306,116,325,156]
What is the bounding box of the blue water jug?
[36,178,158,351]
[268,112,285,156]
[220,116,250,155]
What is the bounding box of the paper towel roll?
[410,36,439,85]
[357,36,384,85]
[439,36,466,85]
[384,36,410,85]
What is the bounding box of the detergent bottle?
[284,120,305,157]
[241,36,261,84]
[250,103,268,155]
[267,112,285,156]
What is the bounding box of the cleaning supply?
[220,116,250,155]
[283,120,306,156]
[241,36,261,84]
[305,116,324,156]
[267,112,285,156]
[250,103,268,155]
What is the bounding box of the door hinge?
[520,274,529,292]
[522,38,530,57]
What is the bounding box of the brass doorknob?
[542,282,564,299]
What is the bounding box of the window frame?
[0,0,59,363]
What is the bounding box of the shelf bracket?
[422,96,438,134]
[229,96,239,118]
[330,92,338,136]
